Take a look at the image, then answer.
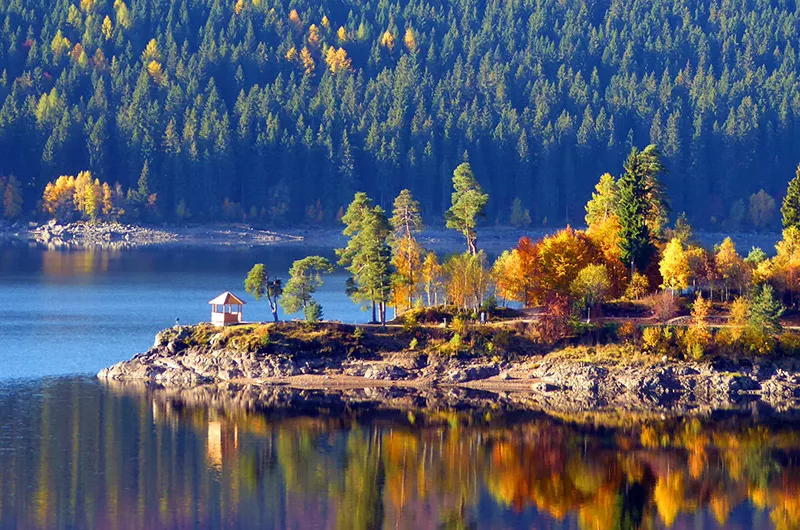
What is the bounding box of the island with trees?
[100,148,800,414]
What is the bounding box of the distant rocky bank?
[98,322,800,416]
[0,220,302,249]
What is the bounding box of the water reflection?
[2,378,800,529]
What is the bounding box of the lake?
[0,244,366,379]
[0,377,795,529]
[0,242,796,529]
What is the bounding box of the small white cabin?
[209,291,246,326]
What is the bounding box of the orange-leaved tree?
[492,236,538,306]
[529,227,598,304]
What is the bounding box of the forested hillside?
[0,0,799,226]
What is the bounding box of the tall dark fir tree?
[781,165,800,230]
[617,146,663,274]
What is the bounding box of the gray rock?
[364,365,409,381]
[444,365,499,383]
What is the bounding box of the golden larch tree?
[42,175,77,220]
[299,46,315,75]
[380,30,395,50]
[403,28,416,52]
[101,16,113,39]
[324,47,351,73]
[307,24,321,48]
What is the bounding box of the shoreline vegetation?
[100,147,800,415]
[98,318,800,416]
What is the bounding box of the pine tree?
[337,192,393,324]
[781,165,800,229]
[445,162,488,255]
[279,256,333,319]
[390,189,424,312]
[244,263,284,322]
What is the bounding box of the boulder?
[364,365,409,381]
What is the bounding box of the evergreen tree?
[445,162,488,255]
[390,189,424,312]
[337,192,393,324]
[279,256,333,320]
[749,284,784,335]
[781,165,800,229]
[244,263,283,322]
[390,189,423,239]
[617,146,657,274]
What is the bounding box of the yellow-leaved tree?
[772,226,800,304]
[307,24,320,48]
[380,30,395,50]
[42,175,77,221]
[337,26,347,42]
[685,293,712,359]
[101,16,113,40]
[114,0,132,29]
[288,9,302,33]
[73,171,102,220]
[324,47,351,74]
[299,46,315,75]
[570,263,611,322]
[715,237,748,300]
[420,252,442,306]
[443,252,491,310]
[659,238,690,295]
[403,28,416,52]
[147,60,166,85]
[141,38,160,62]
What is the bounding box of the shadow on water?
[1,377,800,529]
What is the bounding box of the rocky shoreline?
[0,220,303,249]
[98,323,800,416]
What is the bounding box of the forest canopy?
[0,0,799,226]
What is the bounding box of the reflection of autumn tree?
[334,427,385,530]
[15,382,800,530]
[277,420,332,496]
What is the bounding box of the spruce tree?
[781,165,800,229]
[617,147,656,274]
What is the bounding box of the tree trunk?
[371,301,377,323]
[270,301,279,322]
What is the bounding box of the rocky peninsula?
[98,321,800,416]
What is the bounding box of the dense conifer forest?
[0,0,799,226]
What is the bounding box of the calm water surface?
[0,245,368,379]
[0,377,795,529]
[1,244,798,529]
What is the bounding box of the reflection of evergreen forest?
[2,379,800,529]
[0,0,799,226]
